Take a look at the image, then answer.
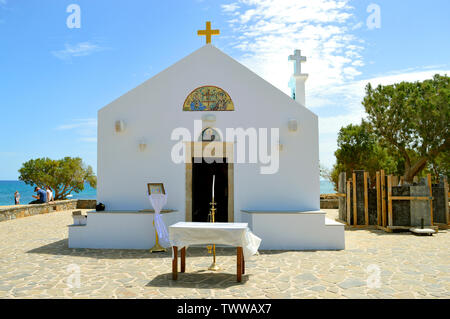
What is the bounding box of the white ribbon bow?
[149,194,170,248]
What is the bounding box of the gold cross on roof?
[197,21,220,44]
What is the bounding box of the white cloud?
[222,0,364,96]
[52,42,105,61]
[57,118,96,130]
[222,3,240,12]
[79,137,98,143]
[56,119,97,143]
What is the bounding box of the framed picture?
[147,183,165,195]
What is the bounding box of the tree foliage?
[330,121,398,190]
[426,150,450,181]
[362,74,450,182]
[18,157,97,200]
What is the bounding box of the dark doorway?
[192,158,228,222]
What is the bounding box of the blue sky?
[0,0,449,180]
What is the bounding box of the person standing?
[14,191,20,205]
[29,187,47,204]
[46,186,54,202]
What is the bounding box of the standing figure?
[190,92,205,111]
[46,186,54,202]
[215,92,226,110]
[14,191,20,205]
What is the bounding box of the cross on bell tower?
[197,21,220,44]
[289,50,307,76]
[288,49,309,106]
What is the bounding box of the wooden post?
[172,246,178,280]
[181,247,186,273]
[346,180,351,225]
[353,172,357,226]
[237,247,243,282]
[242,253,245,275]
[381,170,386,227]
[387,175,393,227]
[427,174,434,226]
[376,171,381,226]
[338,172,346,221]
[364,171,369,225]
[444,177,449,225]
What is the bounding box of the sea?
[0,180,336,206]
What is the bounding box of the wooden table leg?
[237,247,243,282]
[181,247,186,273]
[242,251,245,275]
[172,246,178,280]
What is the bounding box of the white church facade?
[69,40,344,250]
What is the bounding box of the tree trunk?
[54,185,65,200]
[404,157,428,183]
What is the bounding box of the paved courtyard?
[0,209,448,299]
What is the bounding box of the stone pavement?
[0,209,448,299]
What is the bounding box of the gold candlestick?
[150,219,166,253]
[207,199,220,271]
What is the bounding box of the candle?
[212,175,215,200]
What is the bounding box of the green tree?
[330,121,398,190]
[426,150,450,181]
[362,74,450,182]
[18,157,97,200]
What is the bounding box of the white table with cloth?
[169,222,261,282]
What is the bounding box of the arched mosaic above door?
[183,86,234,111]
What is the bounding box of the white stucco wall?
[97,45,320,221]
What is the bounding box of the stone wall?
[320,199,339,209]
[0,200,80,222]
[76,200,97,209]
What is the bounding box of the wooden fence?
[337,171,449,232]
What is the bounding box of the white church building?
[69,28,344,251]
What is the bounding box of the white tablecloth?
[169,222,261,260]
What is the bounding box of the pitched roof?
[99,44,316,119]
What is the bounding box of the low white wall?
[68,211,181,249]
[69,210,345,251]
[242,211,345,250]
